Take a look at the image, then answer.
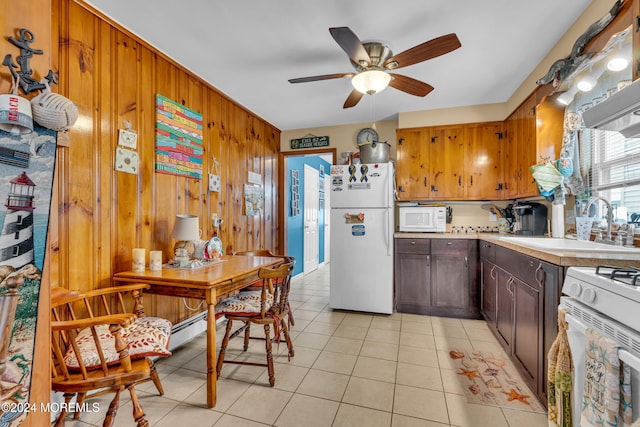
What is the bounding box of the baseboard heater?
[168,311,209,351]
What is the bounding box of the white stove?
[560,266,640,424]
[562,265,640,333]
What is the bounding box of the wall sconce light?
[557,85,580,106]
[577,75,597,92]
[607,42,631,71]
[172,214,200,258]
[352,70,392,94]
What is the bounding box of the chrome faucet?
[585,196,614,243]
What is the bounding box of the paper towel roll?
[551,204,565,238]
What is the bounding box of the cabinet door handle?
[410,241,416,245]
[535,263,544,286]
[469,176,473,186]
[490,265,496,280]
[507,277,514,295]
[447,241,453,245]
[424,177,427,187]
[464,256,468,268]
[458,176,462,187]
[426,255,430,267]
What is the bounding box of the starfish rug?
[448,349,546,413]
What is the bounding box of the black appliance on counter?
[513,202,548,235]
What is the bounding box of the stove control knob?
[582,288,597,304]
[570,282,582,296]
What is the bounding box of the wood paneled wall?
[1,2,52,425]
[51,0,280,325]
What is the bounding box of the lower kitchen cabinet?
[479,241,497,324]
[395,239,431,314]
[494,267,514,349]
[483,245,563,405]
[512,276,542,389]
[395,237,479,318]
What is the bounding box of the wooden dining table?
[112,254,282,408]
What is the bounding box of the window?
[581,128,640,222]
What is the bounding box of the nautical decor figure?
[0,172,35,269]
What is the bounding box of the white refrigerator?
[329,162,394,314]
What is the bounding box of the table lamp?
[172,214,200,258]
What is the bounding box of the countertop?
[394,232,640,267]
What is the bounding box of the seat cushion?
[63,317,172,370]
[216,290,273,316]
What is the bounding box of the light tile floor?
[64,264,548,427]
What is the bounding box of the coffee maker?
[513,202,548,235]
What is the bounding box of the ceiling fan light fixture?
[352,70,391,94]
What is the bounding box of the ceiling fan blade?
[329,27,371,66]
[384,33,461,69]
[343,89,364,109]
[388,74,434,97]
[289,73,354,84]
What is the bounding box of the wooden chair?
[216,257,295,386]
[50,285,172,427]
[232,250,295,326]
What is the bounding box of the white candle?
[149,250,163,271]
[132,248,145,272]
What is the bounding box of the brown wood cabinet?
[396,122,503,201]
[464,122,504,200]
[395,238,431,314]
[503,94,564,198]
[481,244,563,405]
[430,126,465,200]
[394,237,479,318]
[479,240,497,325]
[396,129,431,200]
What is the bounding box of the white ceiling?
[84,0,593,131]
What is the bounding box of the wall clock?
[357,127,378,146]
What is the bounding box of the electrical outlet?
[209,174,220,192]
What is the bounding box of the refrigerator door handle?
[385,208,392,256]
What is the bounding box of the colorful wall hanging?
[154,94,203,179]
[0,123,57,426]
[244,184,264,217]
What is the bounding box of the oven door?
[561,298,640,425]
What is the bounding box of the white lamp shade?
[172,214,200,241]
[352,70,391,94]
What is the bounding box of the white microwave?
[398,206,447,232]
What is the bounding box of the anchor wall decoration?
[2,28,56,94]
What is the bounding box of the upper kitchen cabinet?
[396,125,465,201]
[396,122,503,201]
[429,125,465,200]
[503,93,564,198]
[463,122,504,200]
[396,128,431,200]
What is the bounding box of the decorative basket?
[31,84,78,131]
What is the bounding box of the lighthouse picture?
[0,124,56,426]
[0,172,36,268]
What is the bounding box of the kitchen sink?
[495,236,640,253]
